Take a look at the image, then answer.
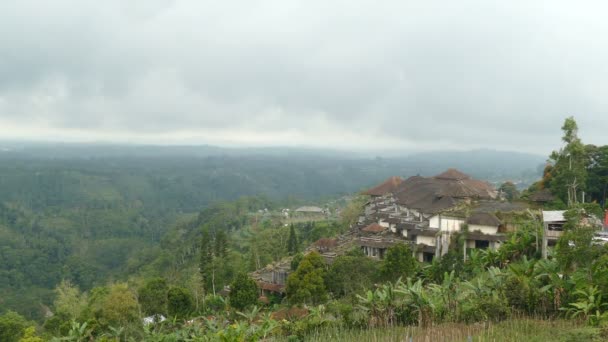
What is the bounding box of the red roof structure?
[362,223,385,233]
[365,176,404,196]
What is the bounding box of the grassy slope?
[285,319,604,342]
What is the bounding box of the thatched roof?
[365,176,404,196]
[434,168,471,180]
[394,169,497,214]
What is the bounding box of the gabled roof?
[365,176,404,196]
[361,223,385,233]
[467,212,502,226]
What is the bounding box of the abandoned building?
[251,168,518,295]
[357,169,506,262]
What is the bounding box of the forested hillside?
[0,145,542,321]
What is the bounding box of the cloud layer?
[1,0,607,153]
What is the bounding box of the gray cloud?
[0,0,607,153]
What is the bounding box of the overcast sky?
[0,1,606,154]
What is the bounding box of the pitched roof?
[467,212,502,226]
[365,176,404,196]
[394,169,497,213]
[361,223,385,233]
[529,189,555,202]
[434,168,471,180]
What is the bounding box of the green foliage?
[167,287,194,319]
[229,273,259,310]
[0,311,31,342]
[290,253,303,271]
[555,207,601,272]
[83,283,140,330]
[287,224,298,255]
[138,278,168,316]
[18,326,43,342]
[499,181,520,201]
[53,280,88,319]
[286,252,328,305]
[550,117,588,206]
[380,244,417,282]
[325,253,378,298]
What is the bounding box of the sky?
[0,0,606,154]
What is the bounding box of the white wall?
[417,235,436,246]
[440,217,465,232]
[468,224,498,235]
[429,215,440,229]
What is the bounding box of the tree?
[286,252,328,304]
[92,283,140,328]
[167,287,193,319]
[200,229,214,295]
[53,280,88,319]
[555,207,601,273]
[325,252,378,297]
[229,273,259,310]
[200,228,231,296]
[380,244,418,282]
[499,181,520,202]
[0,311,30,342]
[585,145,608,208]
[290,253,303,271]
[287,224,298,255]
[138,277,168,317]
[550,117,588,206]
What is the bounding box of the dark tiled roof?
[408,228,440,237]
[529,189,555,202]
[467,212,502,226]
[467,231,506,242]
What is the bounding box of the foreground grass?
[281,318,604,342]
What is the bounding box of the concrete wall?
[440,217,465,232]
[417,235,436,246]
[429,215,440,229]
[468,224,498,235]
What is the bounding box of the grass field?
[279,318,605,342]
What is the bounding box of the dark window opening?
[423,252,434,263]
[475,240,490,249]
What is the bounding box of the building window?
[475,240,490,249]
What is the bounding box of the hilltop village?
[252,168,604,296]
[252,168,515,294]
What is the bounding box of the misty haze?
[1,2,607,341]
